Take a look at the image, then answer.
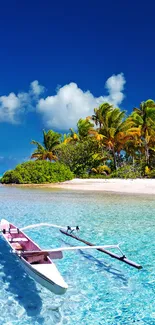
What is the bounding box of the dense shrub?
[56,141,109,177]
[1,161,74,184]
[81,174,110,179]
[146,169,155,178]
[56,141,99,176]
[110,165,142,179]
[91,165,111,175]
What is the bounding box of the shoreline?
[2,178,155,195]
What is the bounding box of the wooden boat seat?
[9,228,19,234]
[11,237,28,242]
[11,242,23,250]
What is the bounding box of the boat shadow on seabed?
[61,238,128,286]
[0,237,44,323]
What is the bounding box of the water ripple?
[0,187,154,324]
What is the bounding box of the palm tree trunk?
[112,148,117,170]
[144,128,150,166]
[145,144,150,166]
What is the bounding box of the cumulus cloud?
[0,81,45,123]
[30,80,45,96]
[37,73,126,130]
[105,73,126,105]
[0,73,126,127]
[0,93,20,123]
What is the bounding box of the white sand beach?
[16,178,155,194]
[52,178,155,194]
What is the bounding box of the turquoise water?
[0,185,154,325]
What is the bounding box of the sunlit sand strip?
[9,178,155,194]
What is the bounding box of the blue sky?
[0,0,155,173]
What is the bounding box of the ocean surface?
[0,185,154,325]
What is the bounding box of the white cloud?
[0,81,45,123]
[0,93,21,123]
[105,73,126,105]
[37,73,126,130]
[37,83,98,130]
[30,80,45,96]
[0,73,126,127]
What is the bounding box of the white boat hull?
[0,219,68,295]
[19,257,68,295]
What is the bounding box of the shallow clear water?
[0,185,154,325]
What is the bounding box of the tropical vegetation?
[1,99,155,183]
[31,130,61,161]
[1,161,74,184]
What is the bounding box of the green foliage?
[91,165,111,175]
[3,98,155,181]
[77,118,94,139]
[1,171,24,184]
[1,161,74,184]
[31,130,61,161]
[56,142,90,176]
[147,169,155,178]
[145,166,151,176]
[60,99,155,174]
[97,165,111,174]
[130,100,155,165]
[80,173,110,179]
[56,140,105,176]
[89,174,110,179]
[92,103,113,127]
[110,165,142,179]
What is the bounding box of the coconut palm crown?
[31,130,61,161]
[130,99,155,165]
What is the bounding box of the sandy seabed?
[13,178,155,195]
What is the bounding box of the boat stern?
[28,262,68,295]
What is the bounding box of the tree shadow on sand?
[0,238,44,323]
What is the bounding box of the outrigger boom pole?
[20,223,142,269]
[60,229,142,270]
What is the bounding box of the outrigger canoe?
[0,219,142,295]
[0,219,68,295]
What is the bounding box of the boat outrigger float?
[0,219,142,295]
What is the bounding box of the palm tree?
[98,108,140,169]
[130,99,155,165]
[77,118,95,140]
[62,128,79,144]
[91,103,113,129]
[123,129,142,165]
[31,130,61,161]
[62,118,95,144]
